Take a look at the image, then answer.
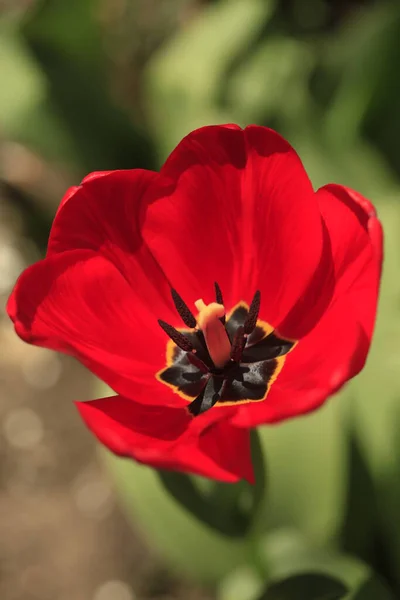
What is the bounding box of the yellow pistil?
[194,299,231,368]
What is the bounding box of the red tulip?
[7,125,383,483]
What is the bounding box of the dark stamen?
[188,377,223,416]
[171,289,197,328]
[214,281,226,324]
[230,326,245,362]
[214,281,223,304]
[158,320,194,352]
[243,290,261,335]
[187,352,209,374]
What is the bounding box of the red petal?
[49,170,156,258]
[232,184,382,426]
[317,184,382,343]
[142,125,324,330]
[47,169,173,312]
[321,183,383,274]
[76,395,253,483]
[7,250,181,406]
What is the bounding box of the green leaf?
[20,0,155,172]
[352,576,394,600]
[256,397,348,545]
[339,429,378,561]
[323,3,398,148]
[259,532,376,592]
[258,573,348,600]
[102,447,246,583]
[157,429,267,538]
[157,470,248,537]
[218,566,264,600]
[342,198,400,590]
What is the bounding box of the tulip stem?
[249,428,267,528]
[247,428,269,576]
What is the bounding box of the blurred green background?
[1,0,400,599]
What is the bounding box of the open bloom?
[7,125,382,483]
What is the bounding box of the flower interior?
[157,284,296,416]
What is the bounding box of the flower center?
[156,284,296,417]
[194,299,231,368]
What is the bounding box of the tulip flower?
[7,125,382,482]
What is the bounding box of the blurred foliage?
[2,0,400,598]
[257,573,349,599]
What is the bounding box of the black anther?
[243,290,261,335]
[230,326,245,362]
[214,281,226,324]
[186,352,209,374]
[171,289,197,328]
[158,320,194,352]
